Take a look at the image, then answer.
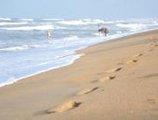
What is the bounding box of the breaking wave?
[17,18,34,22]
[0,44,44,52]
[57,19,106,25]
[0,18,11,21]
[1,25,54,31]
[0,22,28,26]
[116,23,147,31]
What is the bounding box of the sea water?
[0,18,158,87]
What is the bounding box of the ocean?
[0,18,158,87]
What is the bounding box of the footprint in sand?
[106,67,122,73]
[154,44,158,46]
[146,98,158,112]
[147,43,158,52]
[46,100,81,114]
[77,87,99,95]
[148,43,158,52]
[148,48,154,52]
[150,43,158,47]
[99,75,116,82]
[126,59,138,64]
[133,53,143,58]
[147,98,157,105]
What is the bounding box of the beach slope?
[0,30,158,120]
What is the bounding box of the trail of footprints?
[43,42,158,114]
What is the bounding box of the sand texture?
[0,30,158,120]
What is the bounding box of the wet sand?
[0,30,158,120]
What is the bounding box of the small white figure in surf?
[47,30,52,40]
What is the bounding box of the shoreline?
[1,28,158,88]
[1,29,158,120]
[0,54,84,87]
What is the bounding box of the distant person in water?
[47,30,52,40]
[98,25,109,36]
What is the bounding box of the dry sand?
[0,30,158,120]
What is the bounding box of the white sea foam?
[17,18,34,22]
[0,22,28,26]
[0,45,30,52]
[1,25,54,31]
[57,19,106,25]
[116,31,123,34]
[0,17,11,21]
[153,21,158,24]
[54,26,67,29]
[57,20,88,25]
[93,33,100,36]
[116,23,147,31]
[0,44,44,52]
[0,78,18,88]
[42,18,64,21]
[63,35,80,41]
[93,19,106,24]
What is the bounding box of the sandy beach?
[0,30,158,120]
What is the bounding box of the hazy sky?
[0,0,158,19]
